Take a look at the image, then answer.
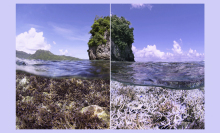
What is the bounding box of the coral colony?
[16,71,110,129]
[111,81,205,129]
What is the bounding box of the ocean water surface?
[16,57,110,79]
[111,61,204,90]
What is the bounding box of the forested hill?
[16,50,81,60]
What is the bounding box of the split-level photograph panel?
[16,4,110,129]
[15,3,205,130]
[111,4,204,129]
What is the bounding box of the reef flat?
[16,71,110,129]
[111,81,205,129]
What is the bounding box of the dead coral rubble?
[16,71,110,129]
[111,81,205,129]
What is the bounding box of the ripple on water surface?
[16,58,110,79]
[111,61,204,90]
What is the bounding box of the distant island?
[16,50,81,60]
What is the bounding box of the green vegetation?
[16,51,31,59]
[16,50,80,60]
[88,16,110,47]
[111,15,134,50]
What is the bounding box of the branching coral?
[111,81,205,129]
[16,71,110,129]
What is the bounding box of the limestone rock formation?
[111,40,134,61]
[88,31,110,60]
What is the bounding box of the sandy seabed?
[16,71,110,129]
[111,80,205,129]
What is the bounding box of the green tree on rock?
[111,15,134,50]
[88,16,110,47]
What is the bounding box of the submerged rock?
[80,105,109,123]
[16,60,27,65]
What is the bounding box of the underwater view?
[111,61,205,129]
[16,58,110,129]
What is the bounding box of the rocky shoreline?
[111,80,205,129]
[16,71,110,129]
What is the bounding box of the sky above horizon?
[16,4,110,59]
[112,4,204,62]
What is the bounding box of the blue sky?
[16,4,110,59]
[112,4,204,62]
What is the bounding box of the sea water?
[111,61,204,89]
[16,57,110,79]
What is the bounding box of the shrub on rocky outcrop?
[111,15,135,61]
[88,16,110,47]
[111,15,134,50]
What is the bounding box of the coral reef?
[16,71,110,129]
[111,81,205,129]
[80,105,109,124]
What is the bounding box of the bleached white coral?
[111,81,205,129]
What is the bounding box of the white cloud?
[16,28,51,54]
[146,4,153,10]
[132,45,138,53]
[53,41,56,45]
[180,38,182,43]
[131,4,145,9]
[131,4,153,10]
[132,45,166,61]
[187,48,203,58]
[172,41,183,54]
[59,49,68,55]
[133,40,204,62]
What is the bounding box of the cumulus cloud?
[187,48,203,58]
[133,40,204,62]
[53,41,56,45]
[59,49,68,55]
[172,41,183,54]
[132,45,165,61]
[131,4,153,10]
[16,28,51,54]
